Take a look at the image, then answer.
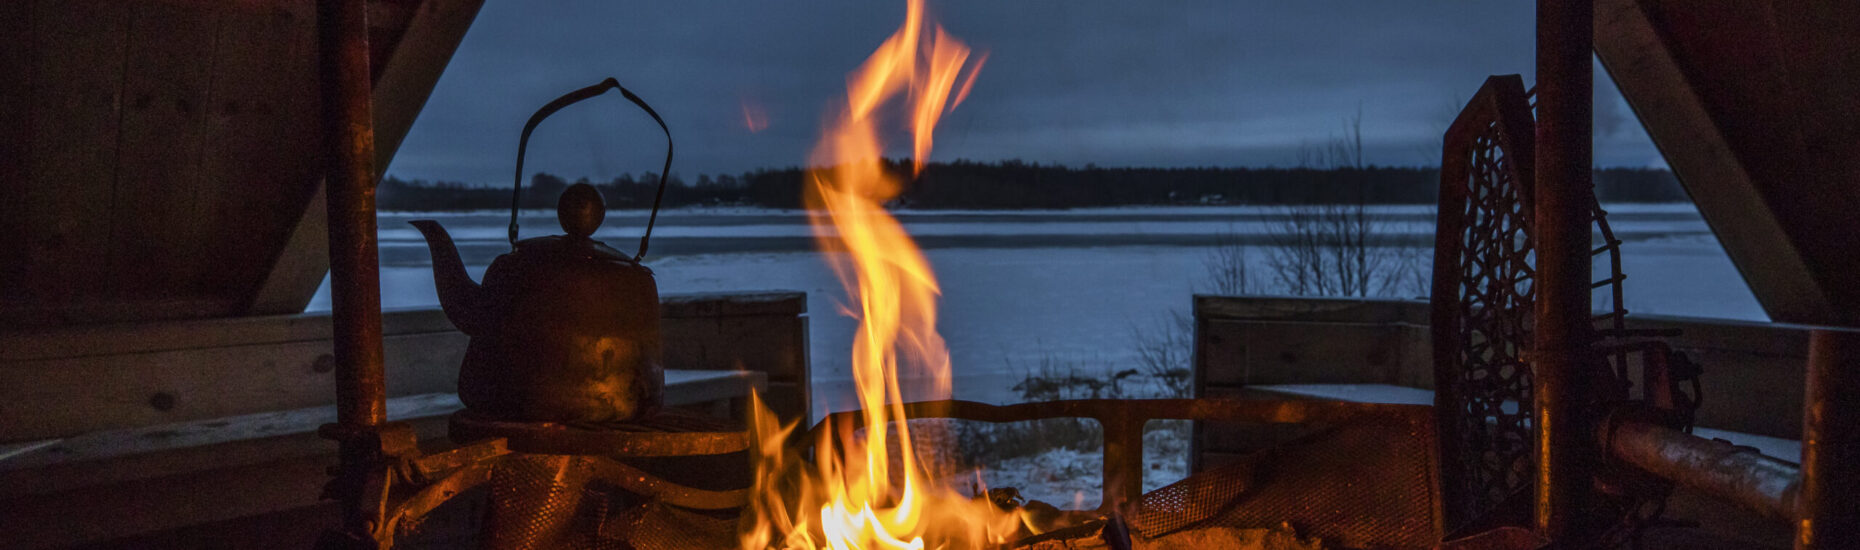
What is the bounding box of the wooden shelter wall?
[0,0,479,327]
[1596,0,1860,325]
[0,292,810,441]
[1193,296,1813,444]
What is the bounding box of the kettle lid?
[514,183,635,264]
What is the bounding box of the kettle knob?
[557,183,605,238]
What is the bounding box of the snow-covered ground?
[311,204,1763,506]
[319,204,1763,415]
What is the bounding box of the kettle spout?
[409,220,492,336]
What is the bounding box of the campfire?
[735,6,1428,549]
[738,2,1024,547]
[11,0,1859,548]
[283,1,1847,549]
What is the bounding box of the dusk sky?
[386,1,1665,185]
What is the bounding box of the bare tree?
[1129,311,1194,397]
[1199,229,1252,296]
[1268,109,1422,298]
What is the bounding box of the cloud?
[387,1,1663,184]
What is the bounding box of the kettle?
[410,78,673,425]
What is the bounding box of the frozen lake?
[310,204,1764,419]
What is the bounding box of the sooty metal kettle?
[410,78,673,425]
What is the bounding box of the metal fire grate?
[394,451,744,550]
[1432,74,1540,531]
[1433,74,1702,546]
[481,454,595,549]
[815,398,1444,548]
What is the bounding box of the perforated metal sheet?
[483,454,597,549]
[600,500,740,550]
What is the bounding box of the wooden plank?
[1194,295,1428,325]
[1198,319,1412,386]
[0,307,454,362]
[1628,314,1812,357]
[1624,316,1808,439]
[2,298,804,362]
[107,1,222,301]
[0,369,762,548]
[0,397,455,499]
[663,369,767,407]
[0,371,759,498]
[2,293,808,439]
[658,312,803,423]
[0,451,334,550]
[1192,297,1819,464]
[12,0,130,325]
[0,330,467,440]
[1768,2,1860,321]
[73,501,338,550]
[0,1,33,307]
[662,291,809,318]
[3,288,809,439]
[661,315,809,380]
[193,0,322,315]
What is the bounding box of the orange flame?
[739,2,1019,548]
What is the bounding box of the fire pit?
[305,1,1844,549]
[315,3,1462,548]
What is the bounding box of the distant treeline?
[377,160,1687,211]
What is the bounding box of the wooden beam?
[244,181,331,313]
[194,0,324,321]
[0,1,35,305]
[246,0,485,315]
[0,371,762,500]
[1,293,809,441]
[108,2,222,301]
[0,368,762,550]
[11,0,131,325]
[1594,0,1860,325]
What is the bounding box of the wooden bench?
[0,291,807,550]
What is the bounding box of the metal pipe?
[319,0,385,432]
[318,0,385,540]
[1800,330,1860,549]
[1604,420,1800,522]
[1532,0,1597,541]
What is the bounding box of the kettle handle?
[509,78,674,261]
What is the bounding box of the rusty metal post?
[1800,329,1860,549]
[1532,0,1597,542]
[1100,412,1144,514]
[318,0,386,543]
